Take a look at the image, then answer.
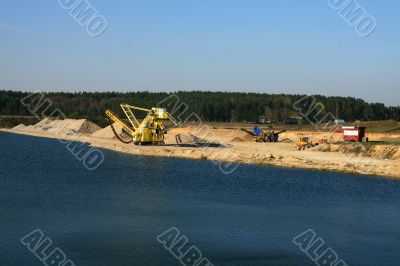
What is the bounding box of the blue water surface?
[1,132,400,266]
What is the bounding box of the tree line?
[0,90,399,126]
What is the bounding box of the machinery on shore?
[105,104,178,145]
[242,126,286,143]
[295,134,316,150]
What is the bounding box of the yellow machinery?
[105,104,178,145]
[241,127,286,143]
[295,134,316,150]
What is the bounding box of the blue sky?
[0,0,399,106]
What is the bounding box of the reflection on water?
[1,132,400,266]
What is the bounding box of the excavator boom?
[105,109,136,137]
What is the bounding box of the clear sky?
[0,0,399,106]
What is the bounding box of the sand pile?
[316,143,400,160]
[370,145,400,160]
[13,124,28,130]
[176,127,254,143]
[166,127,254,145]
[231,137,245,142]
[74,119,102,134]
[280,138,293,143]
[279,131,343,143]
[92,123,125,139]
[13,118,101,136]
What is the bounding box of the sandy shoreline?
[2,126,400,180]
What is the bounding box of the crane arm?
[161,112,179,132]
[120,104,141,129]
[105,109,136,137]
[167,112,178,126]
[121,104,151,113]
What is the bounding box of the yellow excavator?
[295,134,315,150]
[105,104,178,145]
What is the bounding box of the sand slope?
[92,123,124,139]
[13,118,101,136]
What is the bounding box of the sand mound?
[74,119,102,134]
[170,127,254,144]
[231,137,245,142]
[316,143,400,160]
[370,145,400,160]
[280,138,293,143]
[13,124,27,130]
[92,123,125,139]
[13,118,101,136]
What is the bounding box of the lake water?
[1,132,400,266]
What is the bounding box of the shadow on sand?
[164,134,229,148]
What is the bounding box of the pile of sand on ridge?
[370,145,400,160]
[231,137,245,142]
[316,143,400,160]
[13,118,101,136]
[92,123,125,139]
[13,124,28,130]
[279,131,343,143]
[175,127,254,143]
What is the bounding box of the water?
[1,132,400,266]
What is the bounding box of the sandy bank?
[2,119,400,179]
